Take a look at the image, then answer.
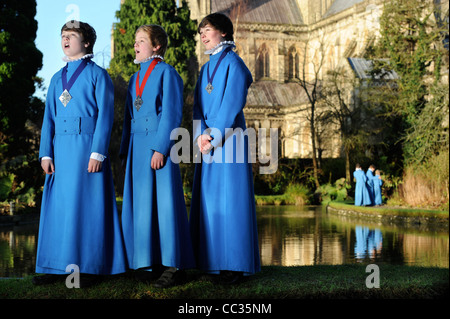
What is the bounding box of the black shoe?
[134,266,164,284]
[153,268,186,288]
[219,271,243,285]
[32,274,65,286]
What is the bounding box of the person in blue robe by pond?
[33,21,127,287]
[189,13,261,284]
[353,164,372,206]
[366,164,377,204]
[373,169,383,206]
[119,24,195,288]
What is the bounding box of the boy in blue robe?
[353,164,372,206]
[366,164,376,205]
[119,25,195,288]
[189,13,261,284]
[373,169,383,206]
[34,21,127,287]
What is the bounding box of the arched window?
[256,44,270,80]
[288,46,300,80]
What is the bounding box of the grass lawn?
[1,265,448,299]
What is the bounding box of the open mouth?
[64,43,70,48]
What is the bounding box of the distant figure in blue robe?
[366,164,377,205]
[189,13,261,284]
[119,25,195,288]
[34,21,127,287]
[373,169,383,206]
[353,164,372,206]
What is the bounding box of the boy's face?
[61,30,89,59]
[134,30,160,61]
[199,24,226,51]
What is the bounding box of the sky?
[34,0,122,99]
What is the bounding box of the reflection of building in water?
[260,232,345,266]
[283,234,345,265]
[402,234,449,268]
[354,226,382,259]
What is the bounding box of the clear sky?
[34,0,122,99]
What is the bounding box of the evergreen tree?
[373,0,448,164]
[0,0,43,154]
[109,0,197,87]
[0,0,44,208]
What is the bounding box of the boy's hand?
[88,158,102,173]
[41,159,55,175]
[151,151,165,170]
[197,134,213,154]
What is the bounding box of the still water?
[1,206,449,277]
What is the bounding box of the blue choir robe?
[37,59,127,275]
[366,170,376,204]
[119,58,195,270]
[189,48,261,275]
[353,169,372,206]
[373,177,383,205]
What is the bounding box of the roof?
[212,0,304,25]
[323,0,366,18]
[347,58,399,80]
[246,81,309,108]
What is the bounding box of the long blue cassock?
[37,59,127,275]
[190,49,261,275]
[366,170,376,204]
[373,177,383,205]
[353,169,372,206]
[120,58,195,270]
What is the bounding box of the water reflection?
[354,226,382,260]
[257,205,449,268]
[0,206,448,277]
[0,224,38,278]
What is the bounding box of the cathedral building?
[188,0,385,159]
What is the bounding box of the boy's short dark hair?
[136,24,168,57]
[61,20,97,54]
[198,13,234,42]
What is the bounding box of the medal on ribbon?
[206,47,232,94]
[59,58,90,107]
[135,58,161,111]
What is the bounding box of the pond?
[1,205,448,277]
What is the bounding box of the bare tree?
[296,35,328,189]
[320,67,371,182]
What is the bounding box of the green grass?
[1,265,448,299]
[327,201,449,220]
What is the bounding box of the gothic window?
[256,44,270,80]
[288,46,300,80]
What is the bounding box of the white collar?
[134,55,165,64]
[204,41,236,55]
[62,53,94,63]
